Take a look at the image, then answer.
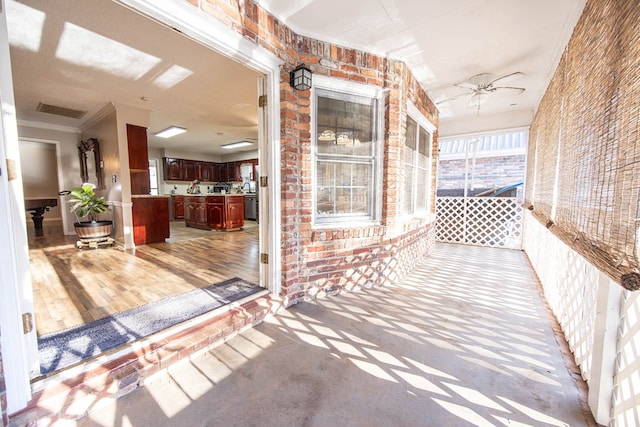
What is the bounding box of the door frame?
[19,137,71,235]
[116,0,282,294]
[0,0,40,412]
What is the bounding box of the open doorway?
[8,0,270,375]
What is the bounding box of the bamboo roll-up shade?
[530,56,565,216]
[528,0,640,287]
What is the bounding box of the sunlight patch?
[327,339,366,358]
[432,398,496,427]
[294,331,330,349]
[497,396,570,426]
[442,382,509,411]
[404,357,458,381]
[56,22,160,80]
[349,358,398,383]
[392,370,450,396]
[7,1,45,52]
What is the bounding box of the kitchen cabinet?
[207,197,224,229]
[226,196,245,229]
[184,196,208,229]
[127,124,151,195]
[164,158,182,180]
[162,157,257,183]
[182,159,197,181]
[184,195,244,231]
[196,161,214,182]
[132,196,170,245]
[172,195,184,220]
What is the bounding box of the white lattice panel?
[612,292,640,426]
[523,213,597,382]
[436,197,523,249]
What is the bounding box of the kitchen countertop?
[132,194,170,198]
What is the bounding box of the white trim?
[0,0,39,411]
[310,76,385,226]
[79,102,116,133]
[115,0,282,73]
[16,119,81,134]
[400,101,436,222]
[438,125,530,141]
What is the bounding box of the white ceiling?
[7,0,586,155]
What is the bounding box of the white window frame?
[403,101,436,217]
[311,75,384,226]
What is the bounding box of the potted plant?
[65,183,113,245]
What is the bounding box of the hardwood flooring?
[28,220,260,336]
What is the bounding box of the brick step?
[9,292,283,426]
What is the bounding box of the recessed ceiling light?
[154,126,187,138]
[222,141,253,149]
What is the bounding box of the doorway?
[7,0,280,379]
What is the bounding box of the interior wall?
[18,140,61,222]
[17,125,81,234]
[82,110,122,239]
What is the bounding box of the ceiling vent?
[36,102,87,119]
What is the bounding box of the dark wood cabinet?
[184,195,244,231]
[184,196,208,229]
[127,124,151,195]
[164,158,182,180]
[127,124,149,170]
[162,158,257,183]
[182,160,196,181]
[196,162,213,182]
[207,198,225,229]
[172,195,184,220]
[226,196,245,229]
[132,196,170,245]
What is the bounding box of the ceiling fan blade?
[492,86,526,95]
[489,72,525,86]
[454,82,479,90]
[436,91,474,104]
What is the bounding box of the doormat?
[38,277,261,375]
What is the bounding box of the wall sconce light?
[290,64,312,90]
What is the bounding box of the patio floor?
[76,243,598,426]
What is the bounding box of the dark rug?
[38,277,261,374]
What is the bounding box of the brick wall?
[195,0,439,303]
[438,155,526,190]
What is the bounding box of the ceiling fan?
[438,72,526,110]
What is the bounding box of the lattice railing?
[436,197,523,249]
[612,291,640,425]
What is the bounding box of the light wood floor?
[28,220,260,336]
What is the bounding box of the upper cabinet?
[127,124,151,195]
[163,157,257,183]
[164,158,182,180]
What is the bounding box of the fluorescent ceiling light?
[222,141,253,149]
[154,126,187,138]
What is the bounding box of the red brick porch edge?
[9,292,283,426]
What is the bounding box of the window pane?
[317,93,375,157]
[314,87,378,223]
[316,160,372,217]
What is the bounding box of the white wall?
[17,124,81,234]
[18,140,61,222]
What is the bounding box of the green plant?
[68,183,110,222]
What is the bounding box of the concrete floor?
[78,243,596,426]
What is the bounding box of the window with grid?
[314,87,380,223]
[402,108,433,215]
